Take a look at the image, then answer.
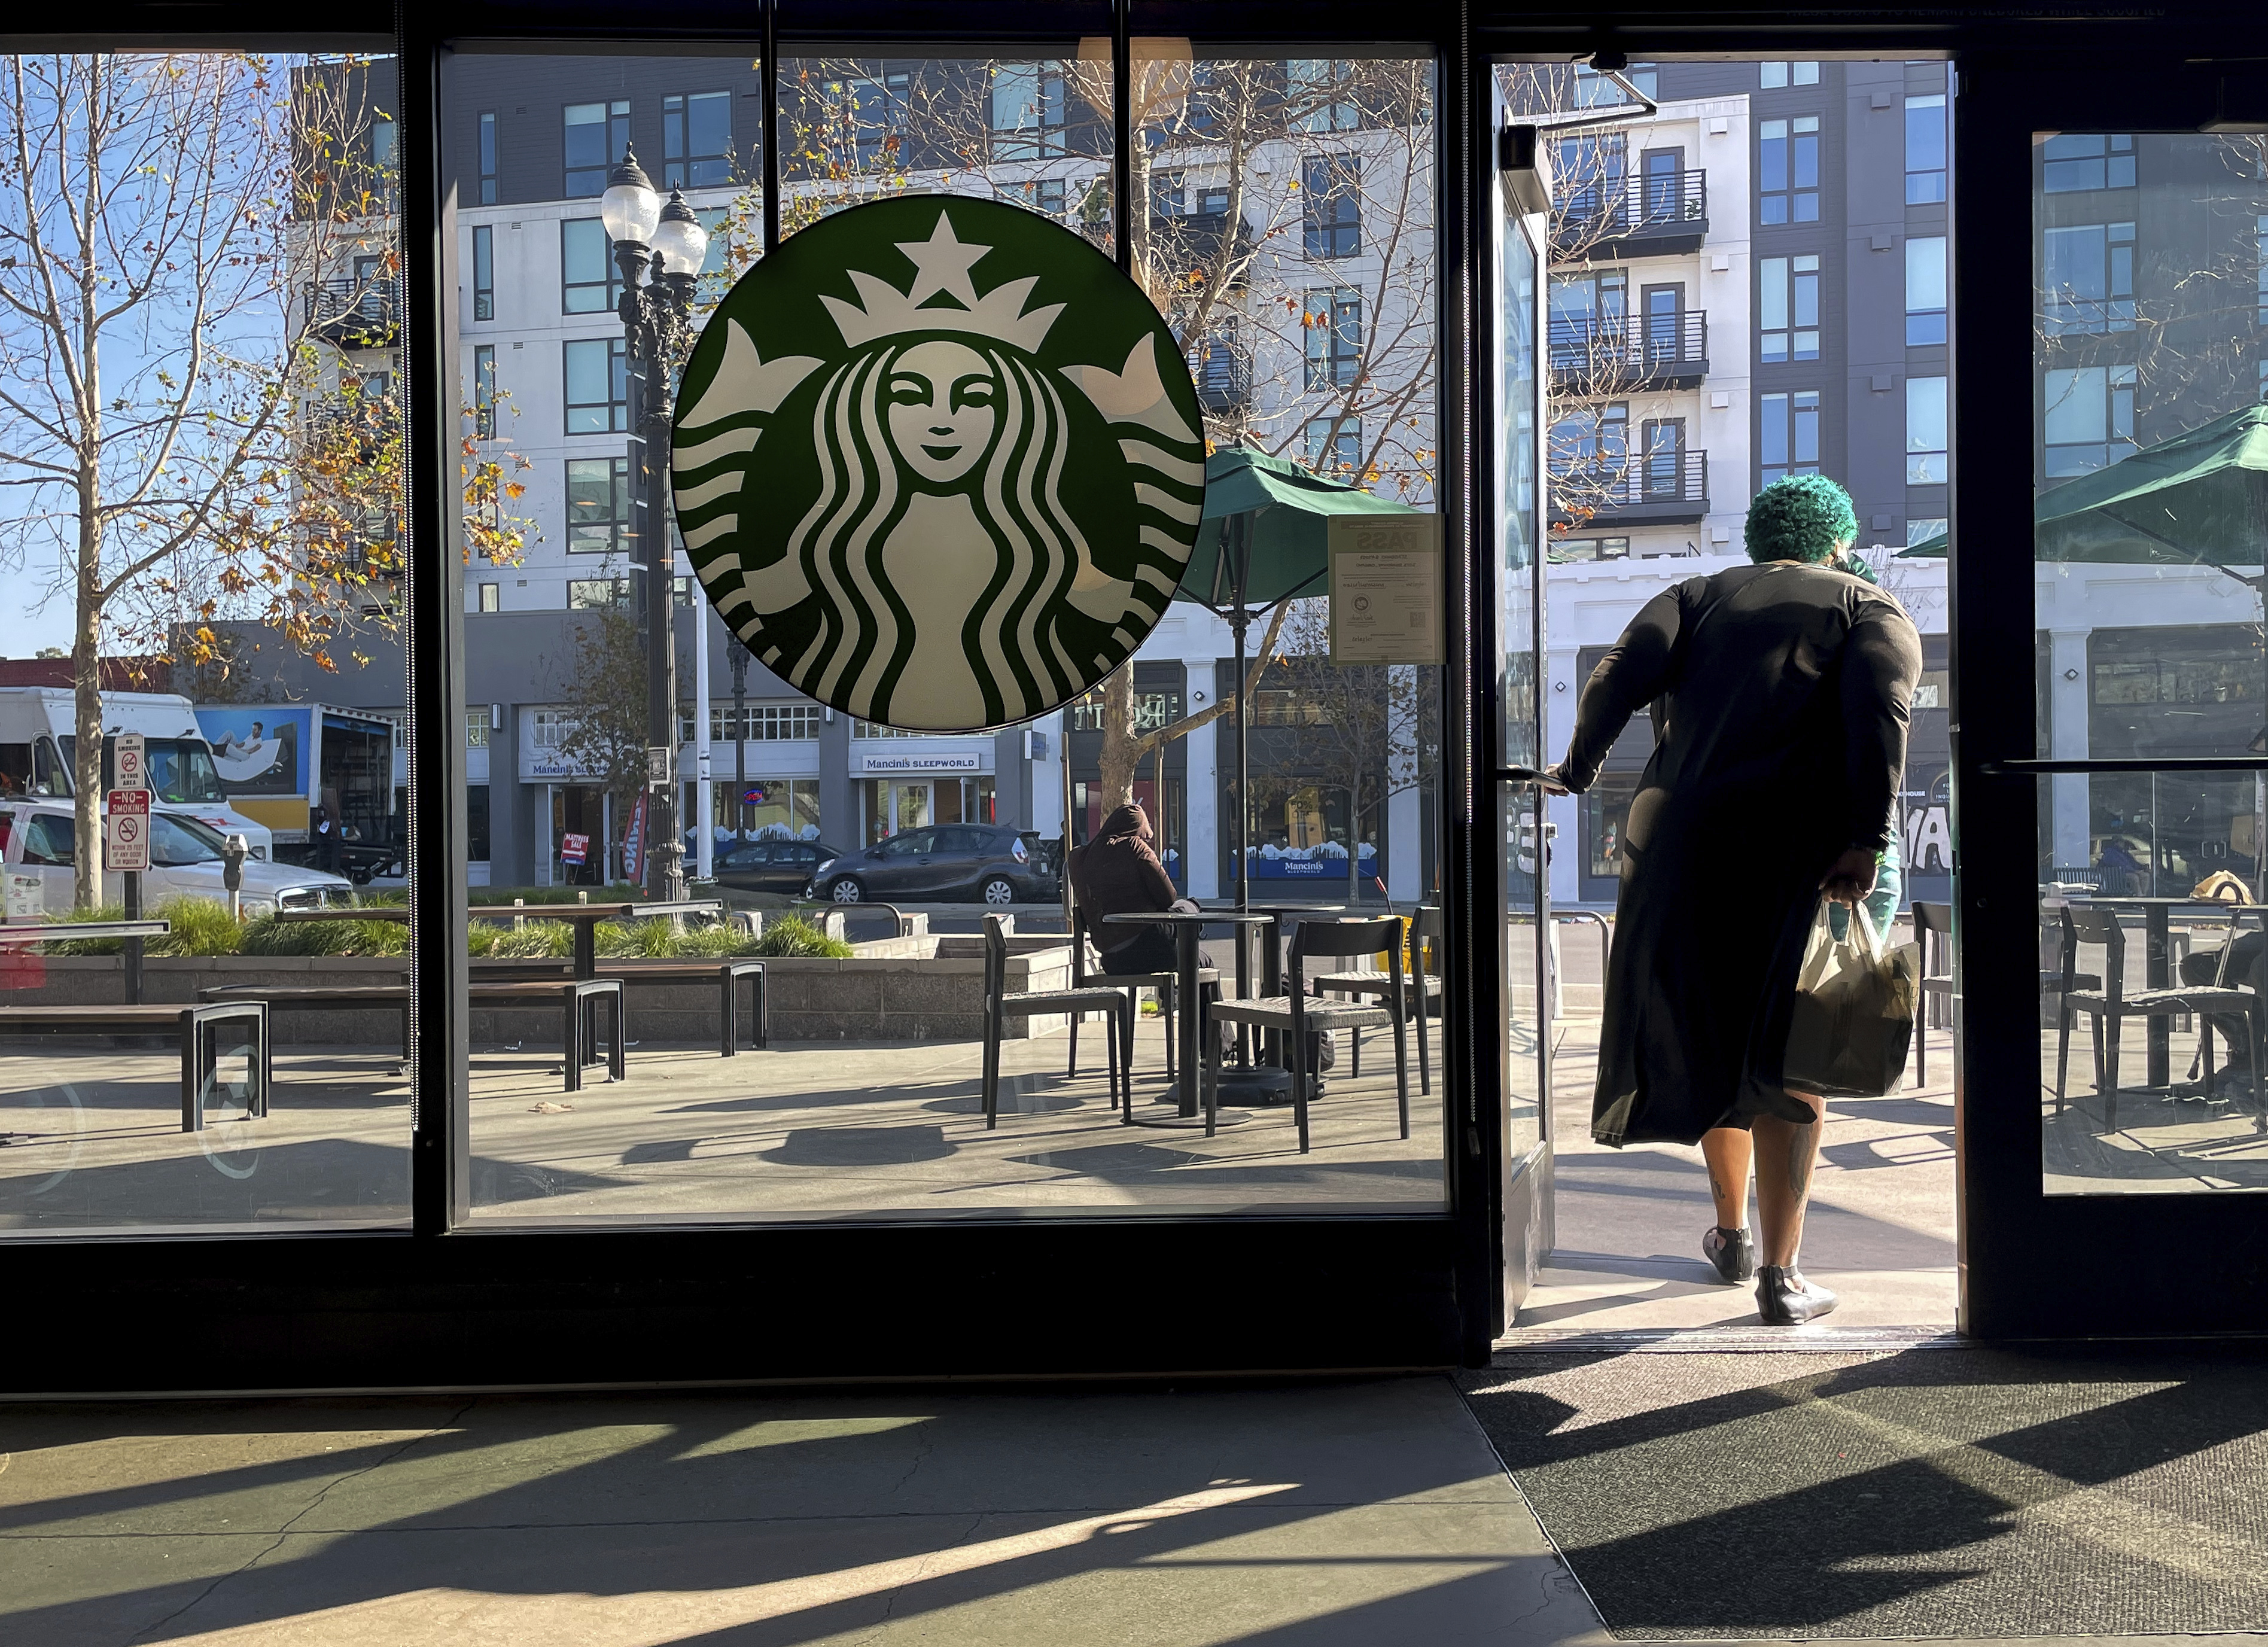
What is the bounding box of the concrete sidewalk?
[4,1375,2258,1644]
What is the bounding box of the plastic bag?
[1781,902,1919,1098]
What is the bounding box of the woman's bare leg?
[1699,1127,1752,1232]
[1751,1091,1826,1268]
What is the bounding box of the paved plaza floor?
[0,1020,1444,1232]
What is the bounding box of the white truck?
[193,702,400,883]
[0,688,276,861]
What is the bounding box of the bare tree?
[0,53,529,908]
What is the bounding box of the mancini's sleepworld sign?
[671,196,1207,732]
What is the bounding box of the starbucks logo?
[672,196,1207,731]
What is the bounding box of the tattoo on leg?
[1786,1123,1816,1202]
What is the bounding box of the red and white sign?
[106,790,151,872]
[114,732,147,793]
[559,832,590,866]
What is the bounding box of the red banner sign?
[621,793,649,882]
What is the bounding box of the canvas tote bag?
[1781,902,1920,1098]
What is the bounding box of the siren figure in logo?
[671,204,1205,731]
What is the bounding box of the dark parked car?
[810,824,1055,906]
[710,836,848,897]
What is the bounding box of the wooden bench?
[199,979,626,1091]
[470,958,769,1054]
[0,1002,268,1134]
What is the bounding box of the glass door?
[1492,78,1554,1316]
[1955,65,2268,1335]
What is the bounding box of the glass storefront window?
[2033,132,2268,1195]
[1,53,418,1232]
[442,44,1447,1223]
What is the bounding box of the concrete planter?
[0,942,1074,1047]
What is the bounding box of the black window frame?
[16,5,2263,1401]
[477,108,498,203]
[560,217,621,314]
[564,96,631,197]
[1302,151,1361,258]
[562,336,628,434]
[471,221,494,320]
[662,87,733,188]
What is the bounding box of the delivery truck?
[194,703,400,883]
[0,687,276,860]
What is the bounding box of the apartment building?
[257,53,1445,897]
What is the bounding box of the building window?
[1305,416,1362,478]
[1304,287,1361,390]
[1017,176,1067,219]
[567,455,633,553]
[477,110,498,204]
[472,344,496,439]
[1639,418,1686,498]
[471,224,494,321]
[568,578,632,610]
[1759,115,1820,224]
[699,704,824,741]
[695,207,731,304]
[2044,364,2137,476]
[1288,59,1360,133]
[1905,93,1947,205]
[1761,389,1821,484]
[2041,221,2135,336]
[477,583,501,613]
[1564,537,1633,564]
[1189,323,1245,410]
[1759,254,1820,363]
[564,338,628,434]
[1569,62,1655,103]
[989,65,1065,159]
[844,72,911,170]
[1907,375,1949,485]
[1905,236,1947,346]
[1908,517,1947,548]
[2042,133,2135,193]
[662,90,732,188]
[1302,154,1361,258]
[1759,61,1820,88]
[561,218,621,315]
[564,99,629,197]
[1553,400,1628,470]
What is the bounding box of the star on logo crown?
[820,209,1065,354]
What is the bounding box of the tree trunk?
[1094,663,1142,813]
[72,526,104,914]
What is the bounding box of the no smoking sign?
[107,790,150,872]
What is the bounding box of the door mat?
[1459,1348,2268,1640]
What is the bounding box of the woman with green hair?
[1545,474,1921,1325]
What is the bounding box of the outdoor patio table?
[1103,909,1273,1129]
[2078,896,2239,1088]
[276,900,722,981]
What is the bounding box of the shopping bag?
[1781,902,1919,1098]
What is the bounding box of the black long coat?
[1555,562,1923,1146]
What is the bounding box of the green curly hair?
[1743,473,1859,564]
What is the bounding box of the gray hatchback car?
[809,824,1053,906]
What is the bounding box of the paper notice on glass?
[1328,513,1442,665]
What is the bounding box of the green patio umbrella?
[1896,401,2268,572]
[1898,402,2268,891]
[1176,447,1421,909]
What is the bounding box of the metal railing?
[1554,168,1708,247]
[1552,449,1710,517]
[1547,309,1708,382]
[304,275,400,346]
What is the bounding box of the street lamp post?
[728,635,750,839]
[601,148,708,900]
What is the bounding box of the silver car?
[0,801,354,918]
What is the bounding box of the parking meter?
[223,833,248,920]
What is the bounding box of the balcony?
[1148,210,1256,288]
[1552,168,1709,260]
[1548,310,1709,391]
[1551,449,1710,528]
[1189,349,1251,413]
[305,274,400,349]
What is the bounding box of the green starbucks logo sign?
[672,196,1207,731]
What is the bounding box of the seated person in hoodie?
[1067,802,1208,975]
